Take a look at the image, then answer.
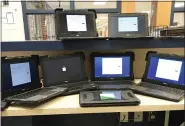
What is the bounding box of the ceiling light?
[93,0,107,5]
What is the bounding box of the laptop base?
[6,87,67,105]
[59,81,98,96]
[130,83,184,102]
[94,80,134,90]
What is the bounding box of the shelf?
[2,41,64,51]
[1,37,184,52]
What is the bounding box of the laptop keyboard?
[10,88,55,99]
[140,82,184,96]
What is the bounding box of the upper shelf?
[1,37,184,52]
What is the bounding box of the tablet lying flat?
[80,90,140,107]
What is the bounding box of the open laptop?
[131,53,184,102]
[40,54,97,96]
[2,56,67,105]
[55,9,97,39]
[90,52,135,90]
[108,13,148,38]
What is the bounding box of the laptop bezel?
[1,56,41,100]
[90,52,134,81]
[55,9,97,39]
[40,54,87,87]
[108,13,149,38]
[142,53,185,89]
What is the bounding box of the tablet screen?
[100,91,122,100]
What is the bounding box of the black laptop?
[40,54,97,96]
[2,56,67,105]
[55,9,97,39]
[131,53,184,102]
[90,52,135,90]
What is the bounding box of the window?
[28,15,56,40]
[174,2,184,8]
[26,1,70,10]
[170,1,184,26]
[173,12,184,26]
[22,1,121,40]
[96,14,108,37]
[135,2,152,26]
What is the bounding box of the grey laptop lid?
[55,9,97,39]
[40,55,86,87]
[108,13,148,38]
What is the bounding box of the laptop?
[90,52,135,90]
[108,13,148,38]
[2,56,67,105]
[80,90,140,107]
[131,53,184,102]
[40,54,97,96]
[55,9,97,39]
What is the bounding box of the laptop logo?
[163,83,167,85]
[62,66,66,71]
[110,78,114,80]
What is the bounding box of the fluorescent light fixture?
[93,0,107,5]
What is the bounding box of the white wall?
[2,1,25,41]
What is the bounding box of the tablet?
[55,9,97,39]
[80,90,140,107]
[108,13,148,38]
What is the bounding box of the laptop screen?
[147,57,184,85]
[1,58,40,99]
[118,17,138,32]
[94,56,130,78]
[66,15,87,32]
[41,56,85,86]
[10,62,31,87]
[55,10,97,38]
[108,13,148,37]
